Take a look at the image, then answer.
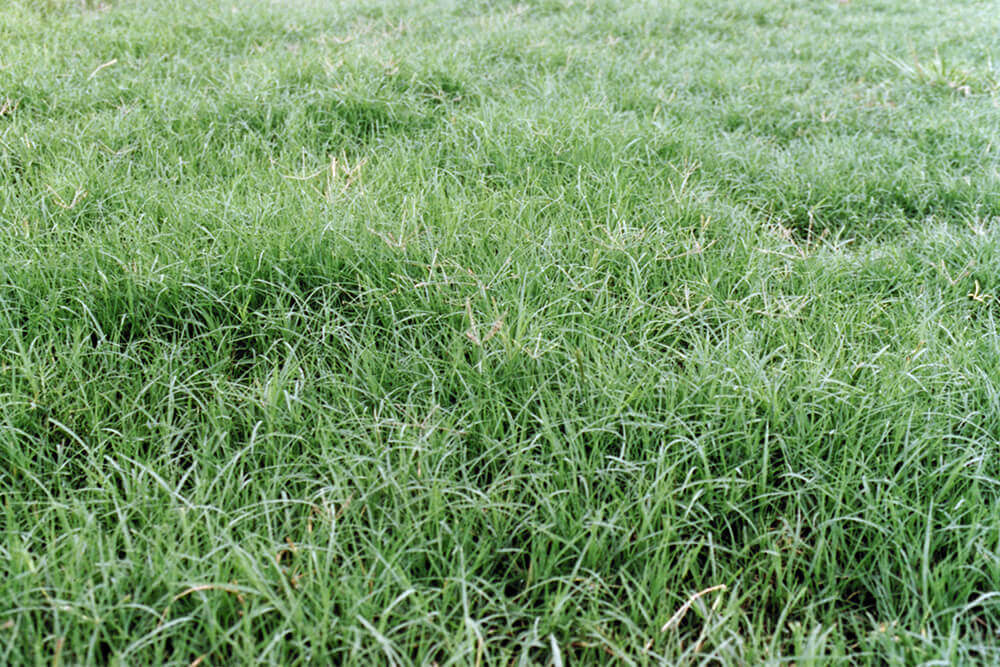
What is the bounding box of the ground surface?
[2,0,1000,663]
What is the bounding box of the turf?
[2,0,1000,663]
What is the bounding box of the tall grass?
[2,0,1000,662]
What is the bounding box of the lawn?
[2,0,1000,663]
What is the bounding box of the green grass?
[2,0,1000,662]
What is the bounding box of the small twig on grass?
[88,58,117,80]
[968,279,993,303]
[660,584,727,632]
[172,584,241,603]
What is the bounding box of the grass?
[2,0,1000,662]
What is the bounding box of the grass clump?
[2,0,1000,663]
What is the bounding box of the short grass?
[2,0,1000,663]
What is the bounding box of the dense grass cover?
[2,0,1000,662]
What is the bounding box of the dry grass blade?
[87,58,117,80]
[661,585,727,632]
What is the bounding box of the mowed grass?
[2,0,1000,662]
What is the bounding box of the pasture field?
[2,0,1000,663]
